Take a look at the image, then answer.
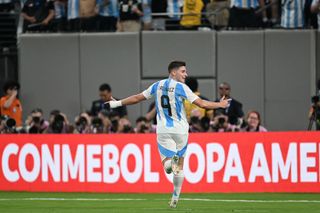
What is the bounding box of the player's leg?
[169,134,188,208]
[157,134,176,174]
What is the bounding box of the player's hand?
[219,96,232,108]
[104,99,122,108]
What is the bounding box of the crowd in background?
[0,0,319,33]
[0,79,268,134]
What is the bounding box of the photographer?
[97,110,112,133]
[210,114,235,132]
[135,116,154,133]
[74,112,91,134]
[45,110,72,133]
[25,108,49,133]
[308,95,320,130]
[117,117,134,133]
[0,81,23,127]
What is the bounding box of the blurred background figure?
[91,83,127,118]
[117,117,134,133]
[117,0,143,32]
[242,110,267,132]
[135,116,154,133]
[209,114,235,132]
[21,0,55,32]
[74,112,92,133]
[180,0,204,30]
[184,76,212,123]
[206,0,230,30]
[25,108,49,133]
[45,110,73,133]
[214,82,244,126]
[0,80,22,128]
[96,0,118,32]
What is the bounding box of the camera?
[91,117,104,133]
[0,115,17,133]
[51,114,65,133]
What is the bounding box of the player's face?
[175,66,188,83]
[99,90,112,102]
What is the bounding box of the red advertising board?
[0,132,319,193]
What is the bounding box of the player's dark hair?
[168,61,186,73]
[185,77,198,92]
[99,83,111,92]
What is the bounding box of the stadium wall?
[1,132,320,193]
[18,30,316,131]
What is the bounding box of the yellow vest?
[180,0,204,27]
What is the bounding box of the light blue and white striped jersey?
[281,0,305,28]
[67,0,80,20]
[167,0,184,20]
[312,0,320,27]
[230,0,260,9]
[97,0,119,17]
[142,78,199,134]
[54,1,66,19]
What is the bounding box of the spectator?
[142,0,152,30]
[118,0,143,32]
[25,108,49,133]
[166,0,184,30]
[52,0,68,31]
[242,110,267,132]
[79,0,97,31]
[96,0,118,32]
[214,82,244,125]
[311,0,320,28]
[21,0,55,32]
[0,81,22,127]
[280,0,305,28]
[228,0,266,29]
[151,0,167,30]
[183,77,212,122]
[91,83,127,117]
[0,0,14,12]
[180,0,204,30]
[67,0,80,31]
[206,0,230,30]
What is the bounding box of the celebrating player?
[107,61,230,208]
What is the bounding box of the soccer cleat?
[169,198,178,208]
[171,155,179,175]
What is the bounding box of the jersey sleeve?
[142,82,159,99]
[182,84,199,103]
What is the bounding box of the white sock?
[172,171,184,200]
[164,160,172,174]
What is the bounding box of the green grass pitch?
[0,192,319,213]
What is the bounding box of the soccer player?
[107,61,230,208]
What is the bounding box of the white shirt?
[142,78,199,134]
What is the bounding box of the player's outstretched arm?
[193,96,230,110]
[108,93,146,108]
